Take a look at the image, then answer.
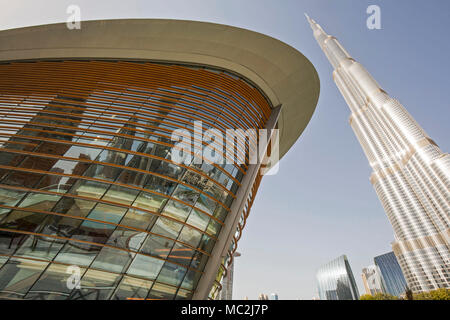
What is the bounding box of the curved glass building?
[317,255,359,300]
[0,19,319,300]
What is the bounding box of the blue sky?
[1,0,449,299]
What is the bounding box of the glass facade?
[317,255,359,300]
[361,265,383,295]
[374,251,407,297]
[0,60,271,300]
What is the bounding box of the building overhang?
[0,19,320,159]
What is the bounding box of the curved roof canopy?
[0,19,319,158]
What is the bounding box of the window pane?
[18,192,61,212]
[181,170,207,192]
[54,241,98,266]
[198,234,215,254]
[127,254,164,280]
[63,145,102,161]
[112,276,152,300]
[190,250,208,272]
[68,269,120,300]
[175,288,193,300]
[180,269,202,291]
[120,208,158,231]
[167,242,196,267]
[86,203,127,225]
[172,185,199,206]
[132,192,167,213]
[0,187,27,216]
[213,206,228,222]
[0,258,48,299]
[14,234,64,260]
[102,185,139,206]
[27,263,86,299]
[0,210,47,234]
[143,175,176,196]
[150,217,183,240]
[52,197,96,218]
[35,174,73,193]
[3,172,43,189]
[50,159,89,176]
[69,180,109,199]
[116,168,147,188]
[0,256,7,268]
[177,226,202,248]
[72,219,116,246]
[91,246,135,274]
[205,219,221,237]
[83,164,122,182]
[194,194,217,215]
[97,149,130,166]
[106,229,146,252]
[185,208,210,233]
[155,261,187,287]
[140,234,174,259]
[162,200,192,222]
[0,230,27,255]
[204,180,228,204]
[0,151,26,167]
[147,282,177,300]
[154,161,184,180]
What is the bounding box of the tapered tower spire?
[307,16,450,293]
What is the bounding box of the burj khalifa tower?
[306,15,449,293]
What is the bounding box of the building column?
[192,105,282,299]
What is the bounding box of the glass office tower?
[374,251,407,297]
[317,255,359,300]
[307,15,450,293]
[0,19,319,299]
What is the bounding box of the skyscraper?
[361,265,383,295]
[219,252,240,300]
[306,15,450,293]
[374,251,407,297]
[269,293,279,300]
[258,293,269,300]
[0,19,320,300]
[316,255,359,300]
